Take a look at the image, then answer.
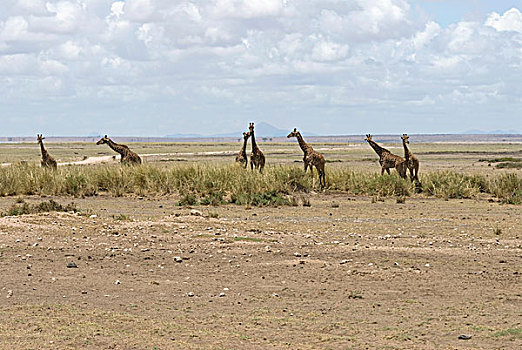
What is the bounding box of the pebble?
[66,262,78,268]
[458,334,472,340]
[340,260,348,265]
[219,292,226,297]
[115,280,121,285]
[190,210,202,216]
[6,290,13,298]
[188,292,195,297]
[174,256,183,263]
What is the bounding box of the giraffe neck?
[295,132,312,155]
[251,131,258,152]
[402,140,411,162]
[368,140,387,158]
[106,139,127,155]
[39,142,48,157]
[240,136,248,153]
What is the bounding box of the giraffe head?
[96,135,110,145]
[287,128,300,138]
[402,134,409,144]
[248,122,255,133]
[365,134,373,142]
[36,134,44,144]
[242,131,251,140]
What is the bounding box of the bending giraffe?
[37,134,57,169]
[248,123,265,172]
[235,131,251,168]
[401,134,420,182]
[287,128,326,188]
[96,135,142,164]
[365,134,406,179]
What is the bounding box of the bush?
[2,199,78,217]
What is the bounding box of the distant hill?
[462,129,520,135]
[166,122,315,138]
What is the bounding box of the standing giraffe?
[248,123,265,172]
[235,131,251,168]
[287,128,326,188]
[365,134,406,179]
[37,134,57,169]
[96,135,142,164]
[401,134,420,182]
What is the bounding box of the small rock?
[425,263,430,267]
[458,334,472,340]
[90,214,97,218]
[188,292,195,297]
[394,262,399,266]
[340,259,348,265]
[6,290,13,298]
[219,292,226,297]
[174,256,183,263]
[66,262,78,268]
[272,293,279,297]
[294,252,301,257]
[115,280,121,285]
[190,209,202,216]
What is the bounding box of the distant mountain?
[165,122,314,138]
[164,133,204,138]
[461,129,520,135]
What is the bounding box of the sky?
[1,0,522,137]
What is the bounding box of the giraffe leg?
[385,168,391,175]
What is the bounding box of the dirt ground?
[0,193,520,350]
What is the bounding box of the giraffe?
[96,135,142,164]
[248,123,265,172]
[365,134,407,179]
[401,134,420,182]
[287,128,326,188]
[235,131,251,168]
[36,134,57,169]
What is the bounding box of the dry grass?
[0,162,521,204]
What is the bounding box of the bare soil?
[0,194,520,349]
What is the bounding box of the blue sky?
[416,0,522,27]
[1,0,522,136]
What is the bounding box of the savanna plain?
[0,139,521,349]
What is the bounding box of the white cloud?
[0,1,522,135]
[486,8,522,33]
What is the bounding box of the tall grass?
[0,163,521,204]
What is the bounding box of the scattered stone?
[425,263,430,267]
[394,262,399,266]
[174,256,183,263]
[90,214,97,218]
[115,280,121,285]
[340,260,348,265]
[6,290,13,298]
[458,334,472,340]
[294,252,301,257]
[219,292,226,297]
[66,262,78,268]
[190,209,202,216]
[272,293,279,297]
[187,292,195,297]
